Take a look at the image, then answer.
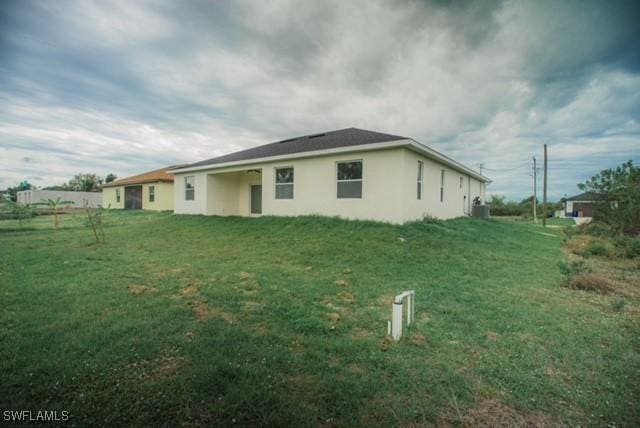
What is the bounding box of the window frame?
[274,166,294,200]
[440,169,445,203]
[336,159,363,199]
[184,176,195,201]
[115,188,121,203]
[149,185,155,202]
[417,161,424,200]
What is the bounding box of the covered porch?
[206,168,263,216]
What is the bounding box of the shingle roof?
[183,128,408,169]
[102,165,187,188]
[565,192,605,201]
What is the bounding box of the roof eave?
[101,178,174,188]
[169,138,490,183]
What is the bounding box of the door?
[250,185,262,214]
[124,186,143,209]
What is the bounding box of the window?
[184,176,195,200]
[459,176,463,189]
[275,167,294,199]
[337,160,362,198]
[149,185,155,202]
[116,188,121,203]
[417,161,424,200]
[440,170,445,202]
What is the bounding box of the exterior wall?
[142,182,174,211]
[103,182,174,210]
[102,187,124,209]
[18,190,102,208]
[565,200,595,218]
[173,147,487,223]
[261,148,405,222]
[401,149,485,221]
[174,174,208,215]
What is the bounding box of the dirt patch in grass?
[191,301,210,321]
[127,284,158,295]
[338,291,356,304]
[189,301,234,323]
[441,397,559,427]
[181,284,199,296]
[568,273,613,294]
[378,294,394,306]
[409,333,427,346]
[351,327,371,339]
[380,336,393,351]
[486,331,499,341]
[326,312,340,330]
[334,279,350,287]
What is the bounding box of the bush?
[581,241,612,257]
[558,260,589,276]
[613,235,640,258]
[612,297,626,312]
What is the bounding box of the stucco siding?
[18,190,102,208]
[103,182,174,210]
[102,187,124,209]
[174,174,208,214]
[400,149,486,221]
[173,147,486,223]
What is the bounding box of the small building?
[563,192,603,218]
[102,166,184,210]
[17,190,102,208]
[170,128,491,223]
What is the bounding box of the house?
[170,128,490,223]
[17,190,102,208]
[102,166,185,210]
[563,192,603,218]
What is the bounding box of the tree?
[67,174,102,192]
[104,173,117,183]
[35,198,74,229]
[578,160,640,234]
[6,180,33,202]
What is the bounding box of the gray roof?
[566,192,605,201]
[184,128,407,169]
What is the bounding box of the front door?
[124,186,143,209]
[250,185,262,214]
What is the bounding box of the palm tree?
[36,197,74,229]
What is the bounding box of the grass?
[1,211,639,426]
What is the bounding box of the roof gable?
[102,165,187,188]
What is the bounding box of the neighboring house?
[102,166,185,210]
[563,192,603,218]
[170,128,490,223]
[17,190,102,208]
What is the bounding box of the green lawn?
[1,212,638,426]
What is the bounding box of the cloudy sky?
[1,0,639,200]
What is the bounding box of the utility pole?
[542,144,548,227]
[533,156,537,224]
[479,163,484,176]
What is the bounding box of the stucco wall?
[102,187,124,209]
[173,147,487,223]
[103,182,174,210]
[18,190,102,208]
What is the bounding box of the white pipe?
[390,290,415,341]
